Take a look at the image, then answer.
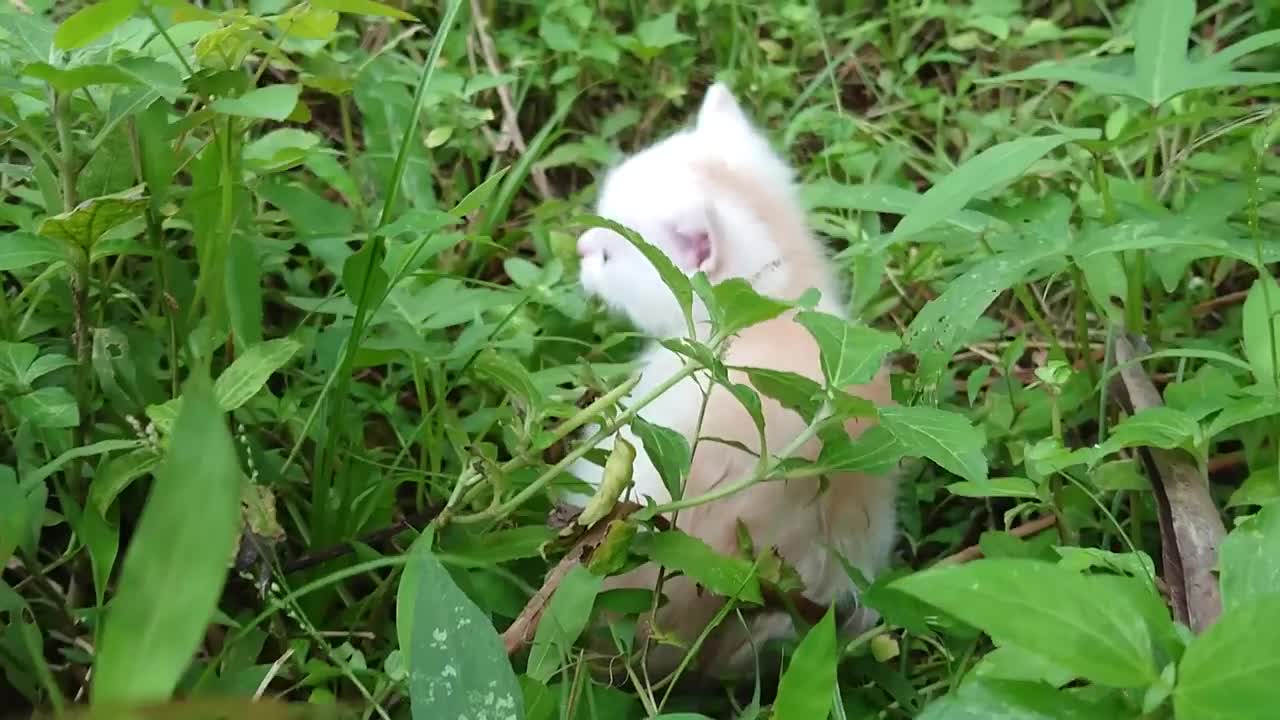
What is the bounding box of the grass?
[2,0,1280,718]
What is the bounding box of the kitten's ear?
[670,203,728,275]
[696,82,751,136]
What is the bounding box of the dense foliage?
[2,0,1279,718]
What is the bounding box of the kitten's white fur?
[570,83,897,679]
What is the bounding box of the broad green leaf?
[213,338,301,411]
[918,678,1126,720]
[971,645,1076,689]
[1133,0,1195,107]
[89,448,162,517]
[11,387,78,429]
[1105,407,1201,453]
[634,530,763,604]
[946,477,1038,499]
[906,246,1060,354]
[1206,397,1280,439]
[38,187,147,248]
[1227,465,1280,508]
[24,59,183,99]
[210,85,302,121]
[527,565,603,682]
[22,439,143,493]
[807,425,906,476]
[1054,546,1155,579]
[243,129,321,172]
[892,559,1165,687]
[278,5,338,39]
[0,232,67,271]
[795,311,900,388]
[449,166,511,218]
[92,375,241,704]
[402,535,524,720]
[53,0,139,50]
[772,608,837,720]
[744,368,822,421]
[473,351,543,415]
[1175,596,1280,720]
[342,241,391,312]
[630,417,691,501]
[634,12,690,50]
[0,468,26,565]
[1242,275,1280,391]
[226,231,264,347]
[539,17,579,53]
[1218,502,1280,612]
[803,179,996,235]
[574,214,693,331]
[879,406,987,483]
[312,0,415,21]
[889,132,1096,244]
[709,278,791,335]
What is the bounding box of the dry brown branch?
[468,0,553,200]
[1110,333,1225,633]
[934,515,1059,566]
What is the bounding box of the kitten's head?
[576,83,812,338]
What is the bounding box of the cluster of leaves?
[2,0,1280,718]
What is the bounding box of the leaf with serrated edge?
[880,406,987,483]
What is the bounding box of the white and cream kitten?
[569,83,897,678]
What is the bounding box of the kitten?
[569,83,897,679]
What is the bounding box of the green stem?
[1013,284,1067,361]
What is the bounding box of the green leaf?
[226,232,264,347]
[38,186,148,248]
[808,425,906,476]
[1054,546,1155,579]
[634,12,690,50]
[24,59,183,99]
[449,166,511,218]
[879,406,988,483]
[630,417,691,501]
[906,246,1060,354]
[92,375,241,704]
[0,232,67,271]
[312,0,415,21]
[527,565,603,682]
[1105,407,1201,453]
[53,0,140,50]
[892,559,1166,687]
[1133,0,1195,107]
[946,477,1038,499]
[539,17,579,53]
[709,277,791,336]
[89,448,162,517]
[1227,465,1280,508]
[1242,275,1280,391]
[1218,502,1280,612]
[210,85,302,121]
[634,530,763,604]
[575,214,693,331]
[213,338,301,411]
[1175,596,1280,720]
[402,535,524,720]
[342,241,391,312]
[918,678,1125,720]
[889,132,1096,244]
[771,607,837,720]
[744,368,822,422]
[1206,397,1280,439]
[0,468,27,565]
[10,387,78,429]
[794,311,900,388]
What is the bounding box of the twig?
[503,502,641,655]
[468,0,553,199]
[1110,333,1225,633]
[934,515,1059,566]
[1191,289,1249,317]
